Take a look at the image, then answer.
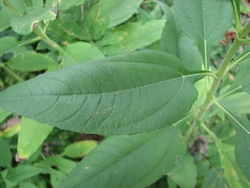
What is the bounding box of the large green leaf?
[99,0,143,28]
[17,117,53,160]
[58,125,186,188]
[174,0,232,69]
[0,51,203,135]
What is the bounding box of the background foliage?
[1,0,250,188]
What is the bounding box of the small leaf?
[99,0,143,28]
[61,42,104,67]
[0,51,203,135]
[0,137,12,168]
[19,182,37,188]
[37,156,77,174]
[62,140,98,158]
[102,20,166,55]
[18,117,53,160]
[7,165,45,182]
[10,7,56,35]
[1,124,20,138]
[0,37,25,57]
[167,152,197,188]
[58,125,186,188]
[7,51,58,71]
[174,0,232,68]
[0,109,11,123]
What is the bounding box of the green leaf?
[228,60,250,94]
[156,1,202,70]
[174,0,232,69]
[61,42,104,67]
[0,4,15,32]
[102,20,166,55]
[216,141,250,188]
[0,37,25,57]
[37,156,77,174]
[60,0,87,11]
[60,3,109,41]
[7,51,58,71]
[0,173,6,188]
[10,6,56,35]
[62,140,98,158]
[0,51,203,135]
[58,125,186,188]
[19,182,37,188]
[215,102,250,182]
[49,169,66,188]
[1,124,20,138]
[0,137,12,168]
[99,0,143,28]
[7,165,46,182]
[167,152,197,188]
[0,109,11,123]
[17,117,53,160]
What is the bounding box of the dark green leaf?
[174,0,232,68]
[0,51,202,135]
[58,125,186,188]
[0,137,12,168]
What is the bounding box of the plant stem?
[197,20,250,121]
[0,62,24,82]
[3,0,21,16]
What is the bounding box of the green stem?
[197,20,250,121]
[0,62,24,82]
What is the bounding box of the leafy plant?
[1,0,250,187]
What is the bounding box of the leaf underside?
[0,51,200,135]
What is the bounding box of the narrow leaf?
[58,125,186,188]
[0,137,12,168]
[174,0,232,68]
[18,117,53,160]
[0,51,202,135]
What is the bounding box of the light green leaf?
[102,20,166,55]
[19,182,37,188]
[1,124,20,138]
[50,169,66,188]
[215,101,250,182]
[216,141,250,188]
[0,137,12,168]
[62,140,98,158]
[99,0,143,28]
[61,42,104,67]
[37,156,77,174]
[0,37,25,57]
[18,117,53,160]
[7,165,46,182]
[58,125,186,188]
[167,152,197,188]
[174,0,232,69]
[7,51,58,71]
[60,0,86,11]
[0,4,15,32]
[0,51,203,135]
[10,6,56,35]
